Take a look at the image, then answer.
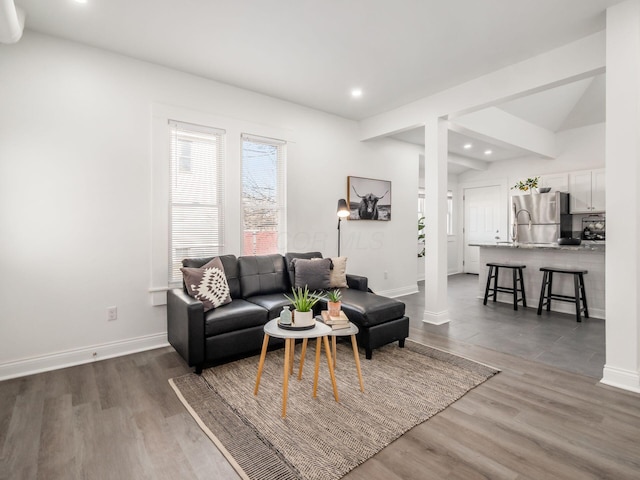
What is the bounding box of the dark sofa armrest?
[346,274,368,292]
[167,288,205,367]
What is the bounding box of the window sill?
[149,287,169,306]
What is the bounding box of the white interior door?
[464,185,504,274]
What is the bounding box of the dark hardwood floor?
[1,275,638,479]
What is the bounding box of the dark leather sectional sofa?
[167,252,409,373]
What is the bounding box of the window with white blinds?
[241,134,286,255]
[169,120,225,285]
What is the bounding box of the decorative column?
[602,0,640,393]
[423,117,449,324]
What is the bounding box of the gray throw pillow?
[181,257,232,312]
[311,256,348,287]
[292,257,332,290]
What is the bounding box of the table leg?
[282,338,291,418]
[351,334,364,393]
[322,336,340,402]
[313,337,321,398]
[332,335,337,367]
[254,333,270,396]
[298,338,308,380]
[289,338,295,376]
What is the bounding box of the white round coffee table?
[254,318,339,418]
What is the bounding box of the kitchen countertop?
[469,241,605,252]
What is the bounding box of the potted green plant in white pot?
[284,286,323,328]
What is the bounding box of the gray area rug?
[170,340,499,480]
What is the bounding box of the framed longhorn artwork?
[347,176,391,221]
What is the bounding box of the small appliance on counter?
[582,215,605,241]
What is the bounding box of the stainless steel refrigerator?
[511,192,572,244]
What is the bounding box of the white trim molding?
[0,333,169,381]
[376,285,418,298]
[423,309,450,325]
[601,365,640,394]
[149,286,169,306]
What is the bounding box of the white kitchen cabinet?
[539,172,569,192]
[569,169,605,213]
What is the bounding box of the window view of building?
[241,134,286,255]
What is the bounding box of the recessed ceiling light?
[484,149,493,155]
[351,88,363,98]
[74,0,88,4]
[463,143,472,149]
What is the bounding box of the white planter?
[293,310,315,328]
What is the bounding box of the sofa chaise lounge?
[167,252,409,373]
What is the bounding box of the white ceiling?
[13,0,621,122]
[393,128,534,162]
[392,73,606,164]
[9,0,615,174]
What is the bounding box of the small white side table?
[254,319,339,418]
[299,316,364,393]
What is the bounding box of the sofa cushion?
[246,293,292,320]
[330,288,406,328]
[291,257,332,290]
[204,299,269,337]
[327,256,348,288]
[238,254,289,298]
[180,257,232,312]
[284,252,323,286]
[183,255,241,299]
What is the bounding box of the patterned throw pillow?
[180,257,232,312]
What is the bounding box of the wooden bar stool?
[537,267,589,322]
[483,263,527,310]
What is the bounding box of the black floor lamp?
[337,199,350,256]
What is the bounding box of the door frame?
[458,179,510,274]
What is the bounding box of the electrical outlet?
[107,306,117,321]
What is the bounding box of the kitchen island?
[470,242,605,318]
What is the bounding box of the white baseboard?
[0,333,169,381]
[423,309,450,325]
[376,285,418,298]
[601,365,640,394]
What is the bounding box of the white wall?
[0,32,420,378]
[603,0,640,393]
